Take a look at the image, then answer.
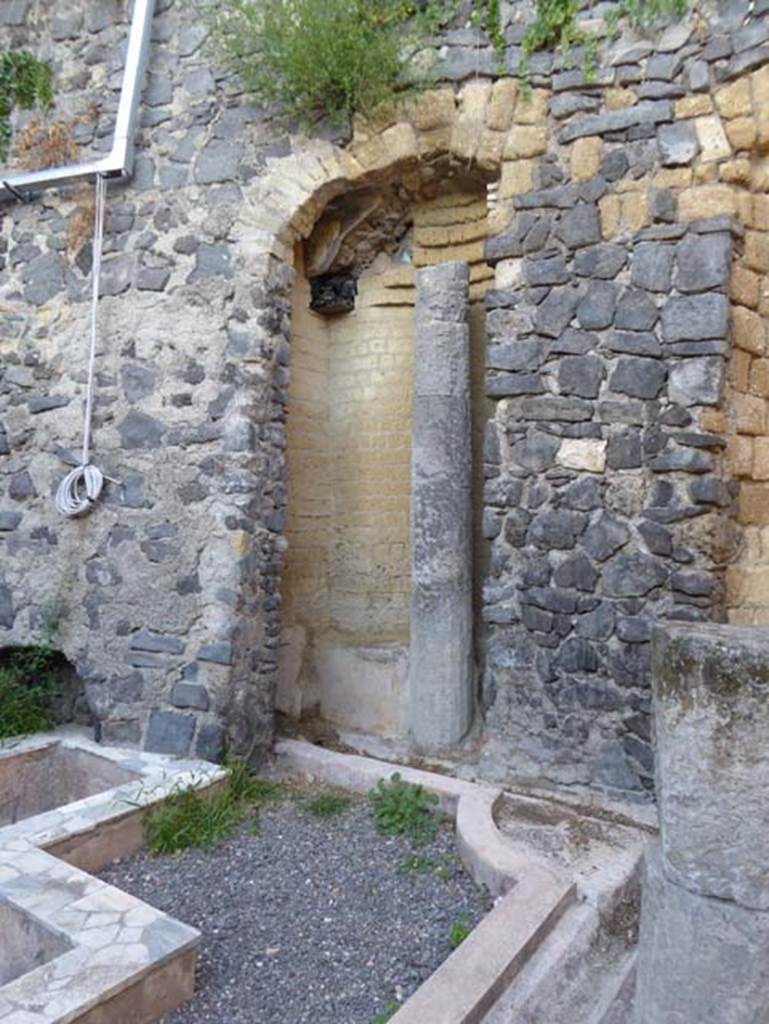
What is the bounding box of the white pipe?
[0,0,156,203]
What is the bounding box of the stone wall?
[2,0,769,793]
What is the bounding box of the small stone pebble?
[100,794,493,1023]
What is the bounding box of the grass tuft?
[143,762,287,856]
[304,788,353,819]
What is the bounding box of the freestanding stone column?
[409,261,473,753]
[634,623,769,1024]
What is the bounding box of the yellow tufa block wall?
[281,188,491,723]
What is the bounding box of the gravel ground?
[100,789,493,1024]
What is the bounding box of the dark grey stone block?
[145,710,195,755]
[610,357,667,399]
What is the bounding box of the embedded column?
[409,261,473,752]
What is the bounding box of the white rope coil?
[55,173,109,518]
[55,464,104,517]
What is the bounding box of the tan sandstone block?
[622,192,649,232]
[475,129,506,171]
[751,194,769,230]
[729,435,755,478]
[514,88,549,125]
[715,78,753,119]
[653,167,693,189]
[720,158,752,185]
[693,163,719,184]
[731,265,761,309]
[753,160,769,192]
[499,159,534,198]
[753,65,769,105]
[599,194,621,239]
[733,305,766,355]
[737,190,755,226]
[487,201,514,235]
[487,78,518,132]
[605,88,636,110]
[725,116,757,152]
[675,95,713,118]
[505,124,547,158]
[407,88,456,130]
[678,184,736,221]
[695,115,732,161]
[350,122,418,174]
[745,231,769,274]
[756,108,769,154]
[730,348,752,391]
[699,409,726,433]
[570,137,603,183]
[739,481,769,523]
[736,393,767,435]
[751,358,769,398]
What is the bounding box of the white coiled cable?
[55,173,109,518]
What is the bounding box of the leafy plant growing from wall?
[0,51,53,163]
[201,0,456,126]
[518,0,693,88]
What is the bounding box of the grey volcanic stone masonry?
[409,262,473,753]
[634,625,769,1024]
[480,221,736,796]
[0,0,763,788]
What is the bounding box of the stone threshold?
[0,728,225,1023]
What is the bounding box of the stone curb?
[273,739,578,1024]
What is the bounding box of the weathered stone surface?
[144,710,195,755]
[557,438,607,473]
[661,294,730,342]
[634,844,769,1024]
[557,204,601,248]
[631,242,674,292]
[610,357,667,399]
[652,624,769,910]
[668,358,724,406]
[118,411,166,449]
[557,355,604,399]
[576,281,617,331]
[675,232,731,293]
[582,513,630,562]
[658,121,700,165]
[410,262,473,753]
[171,681,210,710]
[559,100,672,143]
[614,290,659,332]
[532,287,581,337]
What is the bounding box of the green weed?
[369,999,401,1023]
[304,789,353,819]
[368,772,440,847]
[448,915,472,949]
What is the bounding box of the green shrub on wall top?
[0,51,53,162]
[201,0,694,123]
[202,0,455,126]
